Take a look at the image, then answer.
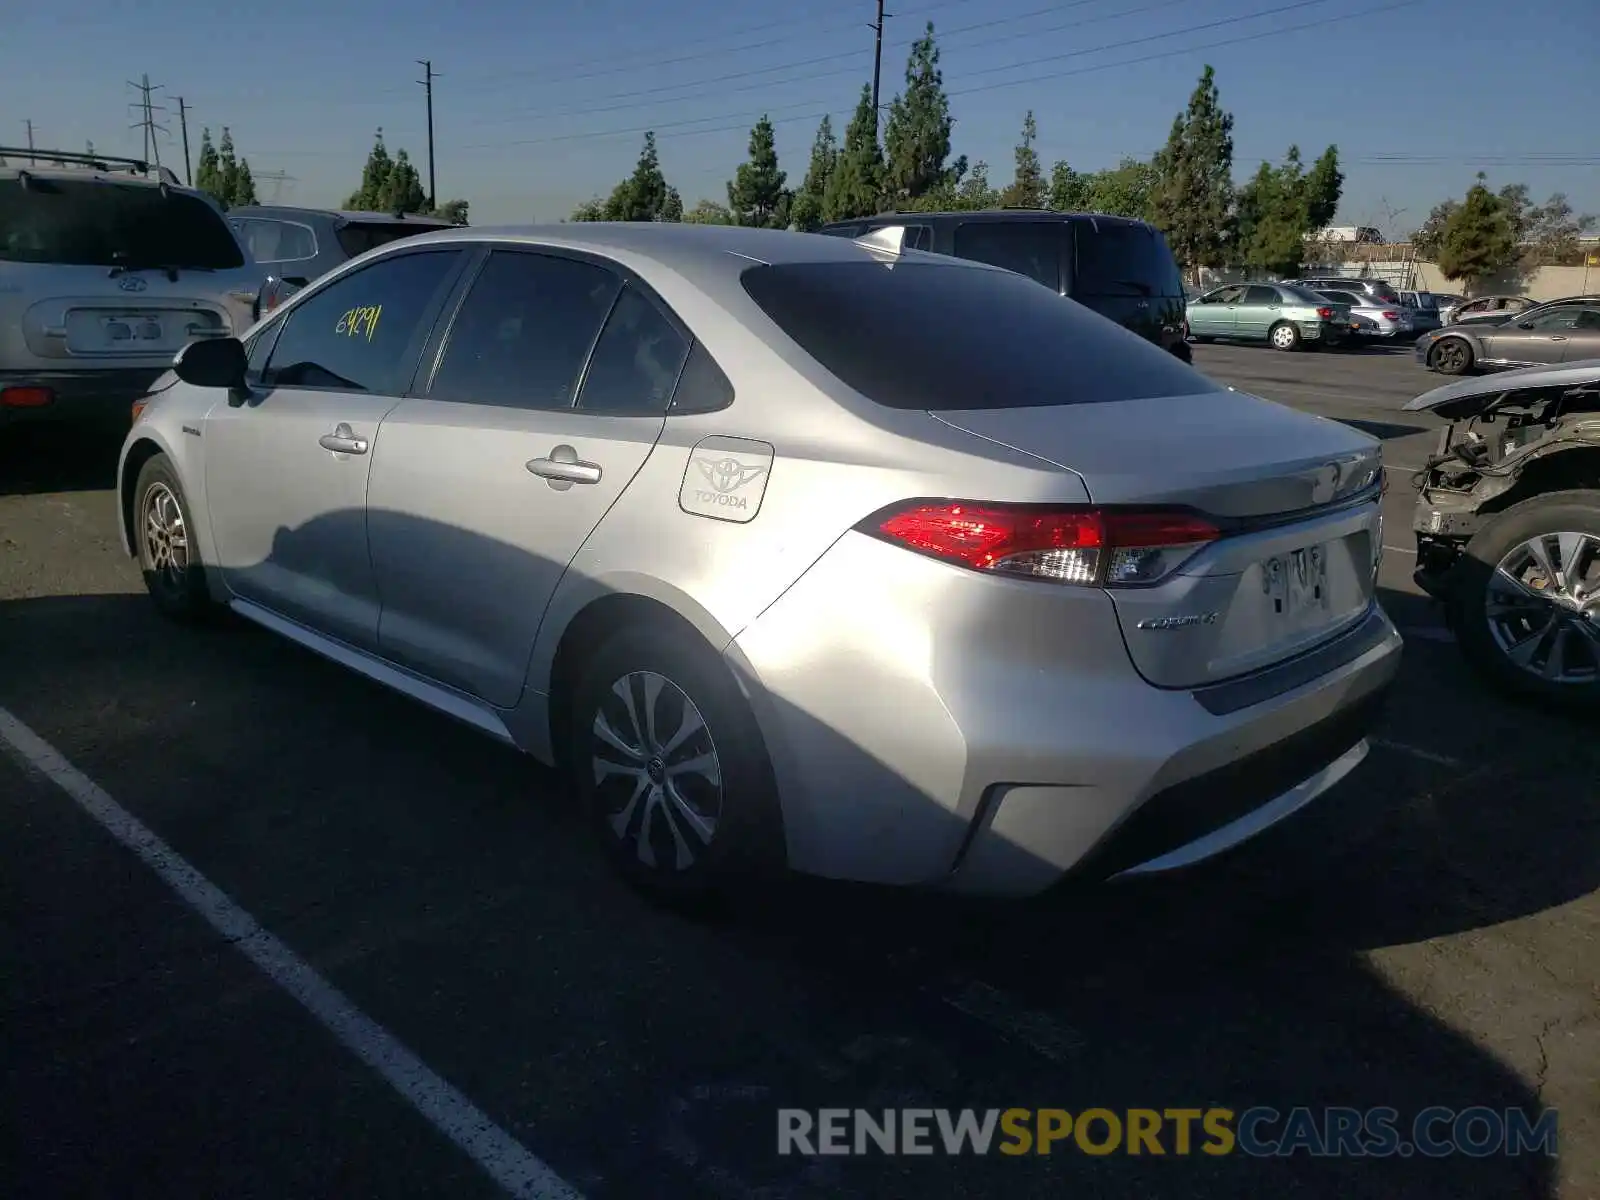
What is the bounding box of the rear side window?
[263,249,463,393]
[741,260,1211,411]
[576,286,690,416]
[951,222,1062,291]
[233,217,317,264]
[1074,223,1183,299]
[1244,285,1280,305]
[0,178,244,269]
[670,342,735,414]
[429,249,622,410]
[335,220,451,259]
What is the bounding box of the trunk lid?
[11,265,245,365]
[932,387,1385,688]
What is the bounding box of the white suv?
[0,148,267,432]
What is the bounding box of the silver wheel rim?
[1435,340,1467,371]
[591,670,723,871]
[1485,531,1600,686]
[1272,325,1296,349]
[142,481,190,591]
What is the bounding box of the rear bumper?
[731,530,1404,897]
[0,368,166,428]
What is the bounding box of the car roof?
[821,209,1157,229]
[228,204,454,226]
[378,221,1000,279]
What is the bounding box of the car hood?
[1404,358,1600,419]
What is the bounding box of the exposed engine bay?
[1411,376,1600,598]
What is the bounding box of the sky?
[3,0,1596,234]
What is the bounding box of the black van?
[816,210,1191,361]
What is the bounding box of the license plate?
[1263,545,1330,617]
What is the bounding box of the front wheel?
[1449,491,1600,711]
[1269,321,1301,352]
[133,453,214,622]
[568,625,785,904]
[1428,337,1474,375]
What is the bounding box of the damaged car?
[1406,359,1600,708]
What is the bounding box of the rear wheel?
[1269,321,1301,352]
[1449,491,1600,711]
[567,624,785,904]
[133,453,214,622]
[1429,337,1474,375]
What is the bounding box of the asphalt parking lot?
[3,343,1597,1199]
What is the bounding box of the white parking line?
[0,706,584,1200]
[1370,739,1464,769]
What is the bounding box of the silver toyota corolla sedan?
[117,222,1402,902]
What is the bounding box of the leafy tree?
[789,115,838,231]
[1524,192,1597,265]
[345,130,425,214]
[1000,111,1046,208]
[1149,65,1235,278]
[727,115,789,228]
[822,86,885,222]
[1438,176,1517,292]
[1302,145,1343,230]
[882,23,959,206]
[1084,158,1157,219]
[1049,161,1089,212]
[1497,182,1534,242]
[1411,199,1459,259]
[682,199,734,224]
[601,132,673,221]
[194,129,222,203]
[569,197,608,222]
[661,186,684,223]
[952,160,998,211]
[1233,149,1310,277]
[232,158,258,207]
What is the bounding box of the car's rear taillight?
[0,386,53,408]
[1381,310,1400,320]
[861,502,1220,586]
[1316,306,1334,319]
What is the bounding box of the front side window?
[429,249,622,410]
[575,286,691,416]
[952,222,1062,291]
[262,249,463,393]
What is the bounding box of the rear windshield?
[740,260,1212,411]
[0,177,244,269]
[1074,223,1184,299]
[334,220,450,259]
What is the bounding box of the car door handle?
[1547,335,1568,342]
[527,446,602,486]
[318,423,369,455]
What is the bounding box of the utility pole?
[176,96,193,184]
[22,118,37,163]
[417,59,437,210]
[869,0,889,139]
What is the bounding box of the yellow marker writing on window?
[335,304,383,342]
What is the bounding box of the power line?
[458,0,1403,152]
[471,0,1175,130]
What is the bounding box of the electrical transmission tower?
[254,169,298,204]
[127,74,168,166]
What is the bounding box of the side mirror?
[1517,320,1535,330]
[174,336,247,391]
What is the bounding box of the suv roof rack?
[0,146,183,185]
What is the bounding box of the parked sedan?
[1316,288,1415,340]
[1186,282,1354,350]
[1397,291,1444,333]
[116,223,1398,904]
[1415,301,1600,374]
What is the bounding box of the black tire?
[1428,337,1474,375]
[1447,490,1600,712]
[567,624,786,904]
[1268,321,1301,352]
[133,453,214,622]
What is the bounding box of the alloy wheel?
[1432,340,1469,372]
[142,482,190,592]
[1271,324,1297,350]
[1484,531,1600,685]
[591,670,724,871]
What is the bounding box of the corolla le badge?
[117,275,148,292]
